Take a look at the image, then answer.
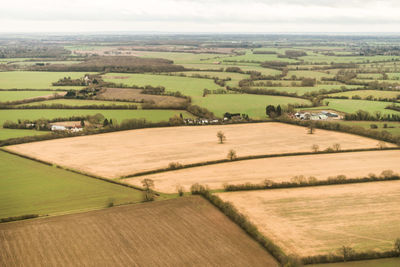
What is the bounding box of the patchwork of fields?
[6,122,390,178]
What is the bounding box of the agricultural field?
[314,98,400,115]
[6,122,392,179]
[250,84,360,95]
[311,258,400,267]
[102,73,222,97]
[336,121,400,137]
[0,91,63,102]
[0,150,143,218]
[17,99,135,107]
[0,109,193,126]
[0,71,91,90]
[126,150,400,193]
[218,180,400,256]
[95,88,188,106]
[328,90,400,99]
[0,128,48,141]
[286,70,335,80]
[0,196,278,267]
[195,94,311,118]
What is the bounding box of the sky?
[1,0,400,33]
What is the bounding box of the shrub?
[370,124,378,129]
[168,162,183,170]
[311,144,319,152]
[176,185,184,197]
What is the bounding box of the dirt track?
[125,150,400,192]
[0,196,277,267]
[7,122,395,178]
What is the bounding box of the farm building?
[50,121,83,132]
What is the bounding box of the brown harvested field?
[0,196,277,267]
[6,122,395,178]
[217,180,400,257]
[96,87,187,106]
[125,150,400,193]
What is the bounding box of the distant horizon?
[2,0,400,33]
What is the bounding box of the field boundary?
[120,147,400,179]
[222,174,400,192]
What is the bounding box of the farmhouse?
[294,111,340,121]
[50,121,83,132]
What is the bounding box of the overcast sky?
[1,0,400,33]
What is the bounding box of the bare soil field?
[96,88,187,106]
[125,150,400,192]
[7,123,395,179]
[0,196,277,267]
[217,180,400,257]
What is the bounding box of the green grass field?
[194,94,311,118]
[251,84,360,95]
[286,70,335,80]
[137,51,221,64]
[336,120,400,137]
[214,50,298,63]
[0,109,194,126]
[0,71,91,90]
[0,128,48,141]
[171,70,249,87]
[17,99,136,107]
[0,150,144,218]
[321,99,400,115]
[0,91,58,102]
[311,258,400,267]
[103,73,222,97]
[328,90,400,99]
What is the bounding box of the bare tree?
[333,143,341,151]
[227,149,237,160]
[141,178,156,201]
[217,131,226,144]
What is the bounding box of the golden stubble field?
[0,196,277,267]
[125,150,400,193]
[6,123,394,178]
[218,181,400,257]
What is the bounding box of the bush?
[227,149,237,160]
[168,162,183,170]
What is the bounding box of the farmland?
[0,196,278,267]
[311,258,400,267]
[0,91,61,102]
[95,88,187,106]
[102,73,222,97]
[303,98,400,115]
[218,180,400,256]
[17,99,135,107]
[195,94,311,118]
[125,150,400,193]
[4,34,400,266]
[0,128,48,141]
[0,71,91,90]
[6,122,393,178]
[0,109,193,126]
[328,90,400,99]
[0,150,143,218]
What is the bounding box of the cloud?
[0,0,400,32]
